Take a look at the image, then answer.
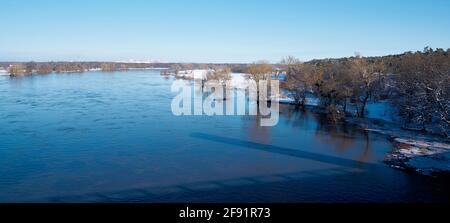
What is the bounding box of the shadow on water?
[190,133,378,170]
[245,104,377,166]
[292,106,374,164]
[41,129,384,202]
[41,109,384,203]
[41,108,389,203]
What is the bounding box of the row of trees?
[283,55,386,118]
[8,64,29,76]
[54,63,86,73]
[9,62,90,75]
[281,48,449,136]
[6,62,249,76]
[205,67,232,84]
[391,48,449,134]
[7,62,136,75]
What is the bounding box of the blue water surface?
[0,70,448,202]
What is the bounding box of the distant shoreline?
[0,67,170,76]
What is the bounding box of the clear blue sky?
[1,0,449,63]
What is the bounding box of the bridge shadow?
[190,133,379,169]
[40,133,385,203]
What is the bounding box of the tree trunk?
[222,83,227,101]
[359,93,369,118]
[256,89,260,105]
[201,80,204,93]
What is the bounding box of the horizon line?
[1,47,448,65]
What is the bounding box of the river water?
[0,70,448,202]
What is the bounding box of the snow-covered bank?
[346,107,450,177]
[271,95,320,106]
[176,69,209,80]
[385,138,450,176]
[0,70,9,76]
[176,70,253,90]
[129,67,168,70]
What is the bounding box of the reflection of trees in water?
[249,115,271,145]
[280,104,314,129]
[356,131,373,164]
[242,102,271,145]
[241,103,374,164]
[280,104,374,164]
[315,117,373,164]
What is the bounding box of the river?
[0,70,448,202]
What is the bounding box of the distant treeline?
[0,62,249,75]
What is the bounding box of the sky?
[1,0,449,63]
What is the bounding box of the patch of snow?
[385,137,450,175]
[0,70,9,76]
[276,92,319,106]
[129,67,167,70]
[177,70,253,90]
[275,97,295,104]
[394,138,450,150]
[177,69,210,80]
[305,96,320,106]
[229,73,251,89]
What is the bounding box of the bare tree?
[171,64,181,75]
[245,60,273,103]
[246,60,273,83]
[37,64,53,74]
[349,56,385,118]
[8,64,28,76]
[25,62,37,74]
[206,67,232,84]
[205,67,232,100]
[101,63,116,71]
[283,59,316,107]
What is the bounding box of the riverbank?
[384,138,450,176]
[0,67,170,76]
[351,117,450,177]
[274,86,450,177]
